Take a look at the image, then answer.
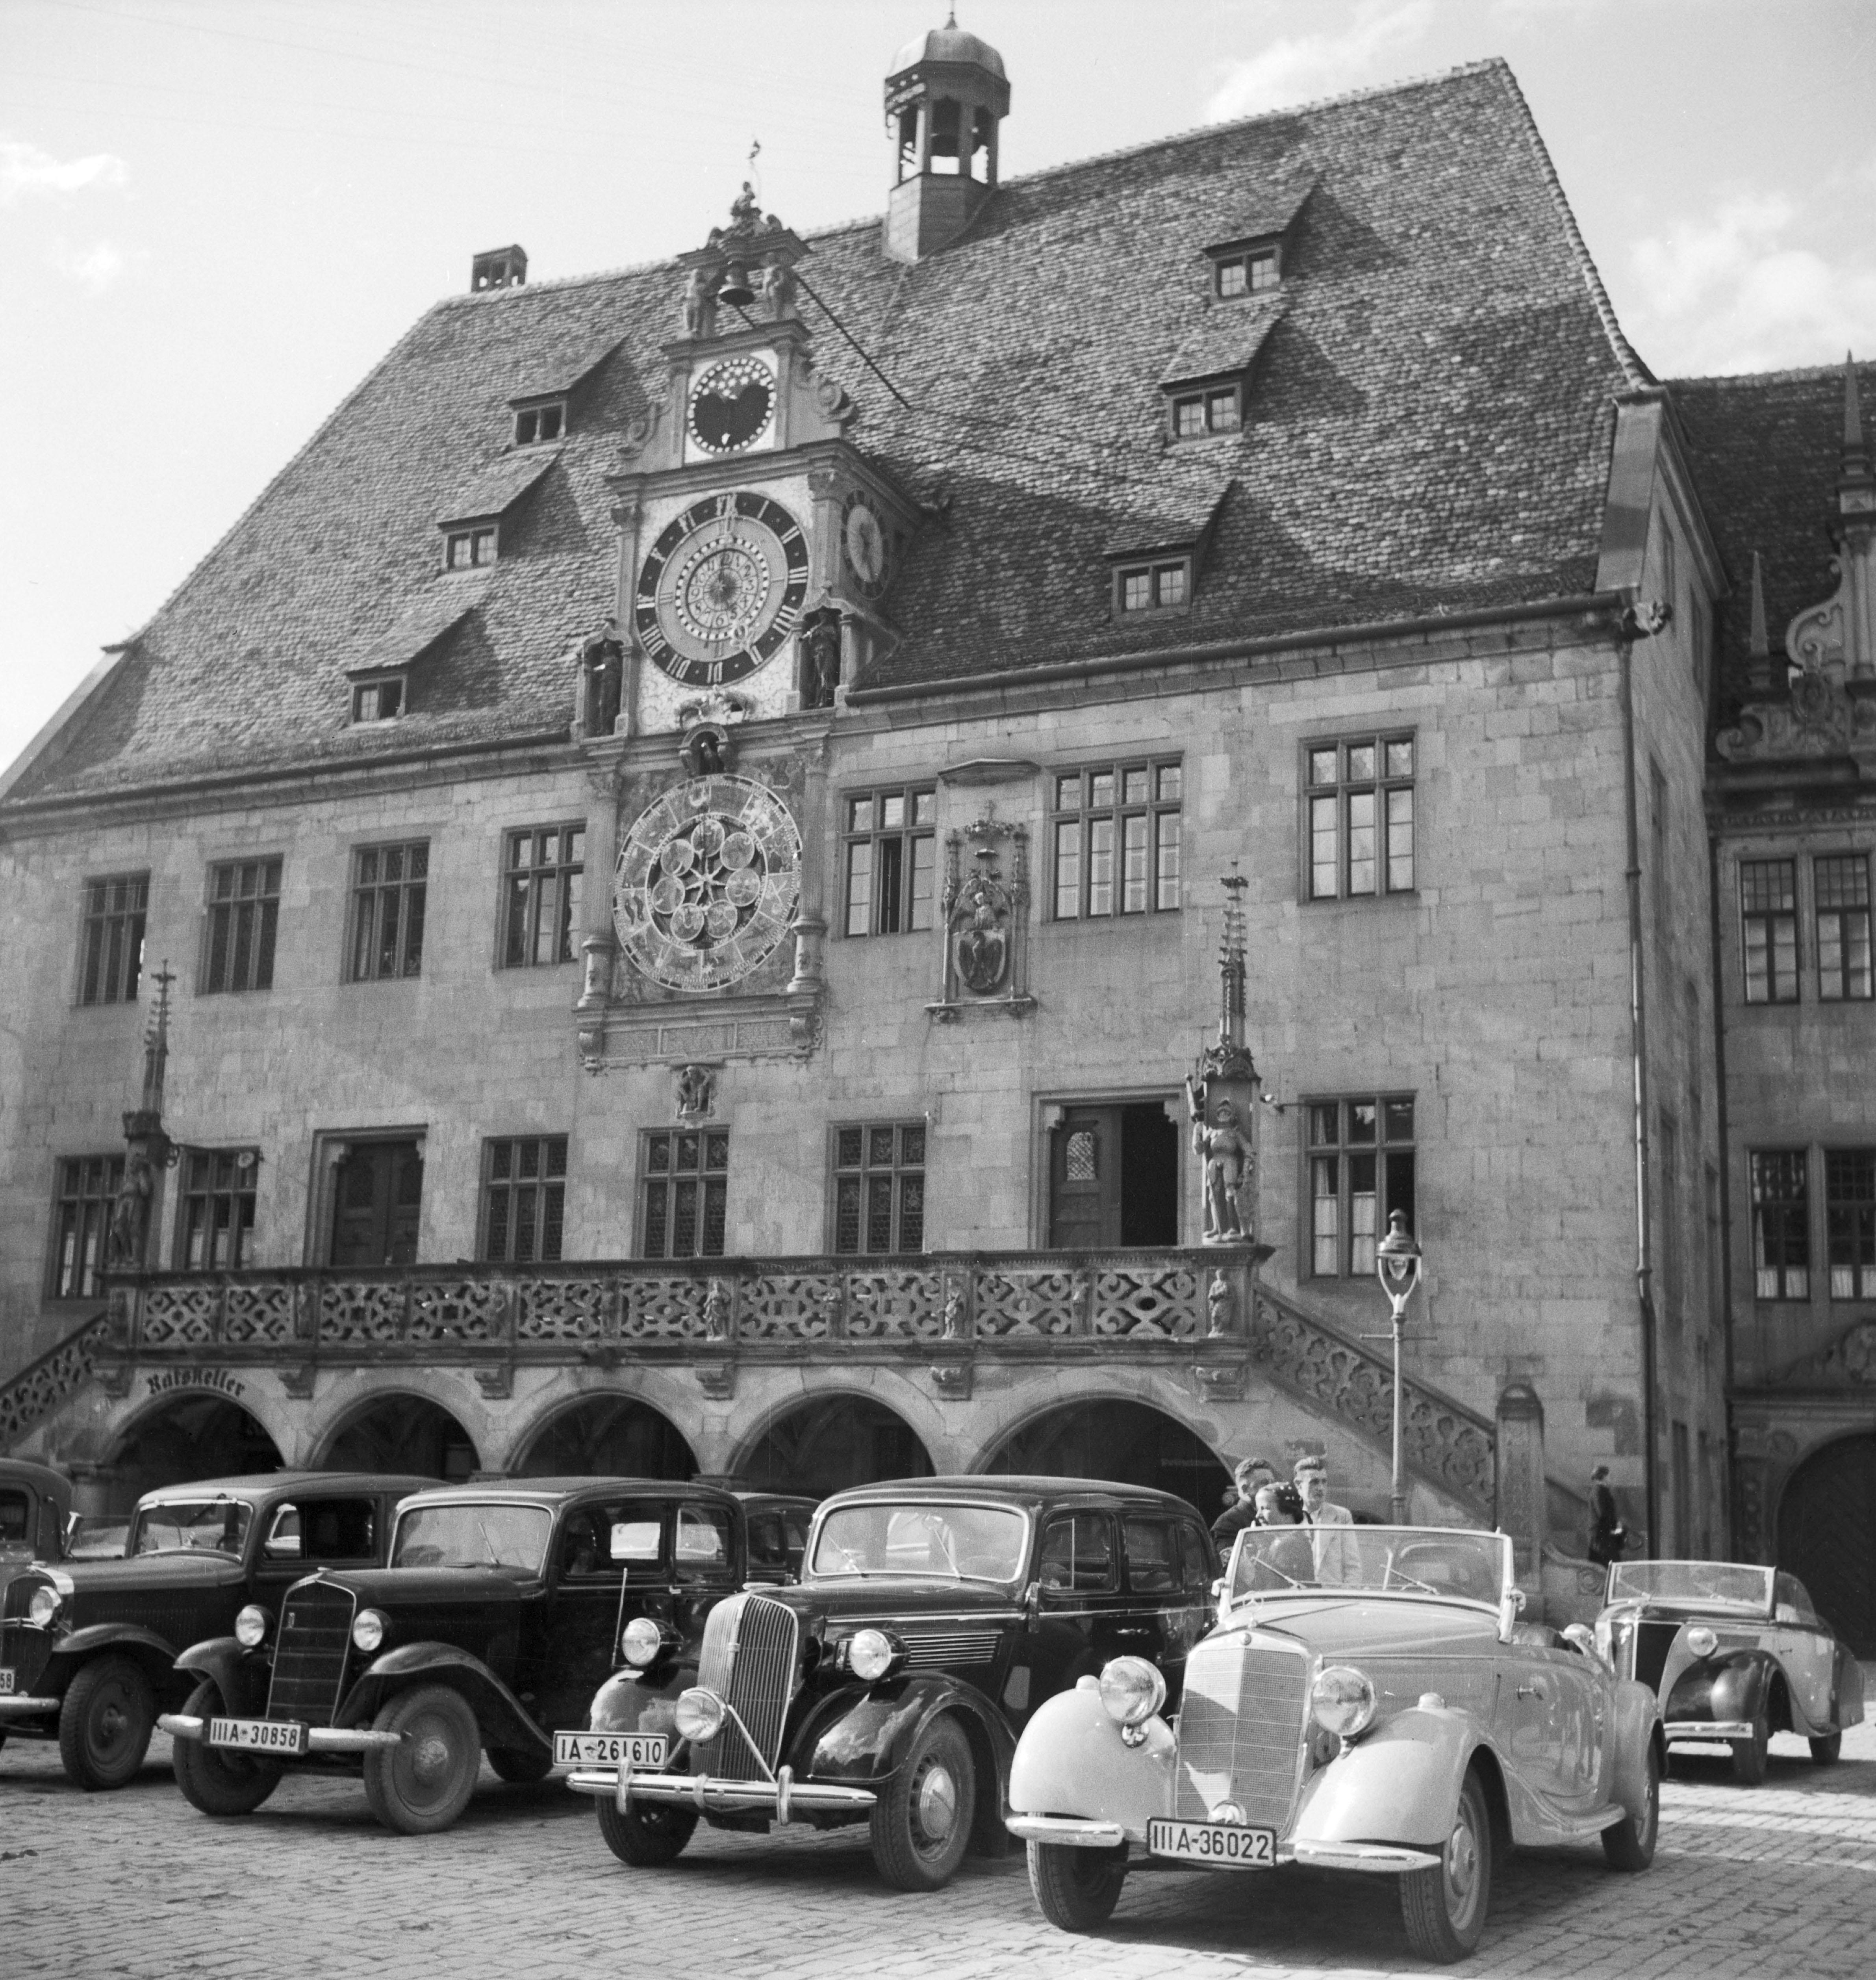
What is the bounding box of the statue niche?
[928,815,1034,1019]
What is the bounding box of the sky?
[2,0,1874,778]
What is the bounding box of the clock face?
[634,491,810,688]
[842,492,891,599]
[688,355,776,455]
[613,775,803,993]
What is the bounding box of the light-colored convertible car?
[1006,1525,1663,1963]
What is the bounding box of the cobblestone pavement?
[3,1715,1872,1980]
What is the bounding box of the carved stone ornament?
[1205,1269,1238,1336]
[1194,1362,1248,1401]
[929,1362,972,1401]
[696,1361,736,1400]
[703,1277,733,1339]
[675,1063,717,1122]
[473,1365,513,1401]
[614,775,803,993]
[929,813,1034,1019]
[1782,1319,1876,1386]
[1717,670,1876,762]
[618,400,663,465]
[280,1364,317,1401]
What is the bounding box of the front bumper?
[0,1695,59,1718]
[1003,1813,1438,1874]
[157,1713,406,1754]
[1665,1719,1756,1741]
[566,1759,877,1822]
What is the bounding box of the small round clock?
[842,491,892,599]
[634,491,810,688]
[687,354,775,455]
[613,775,803,992]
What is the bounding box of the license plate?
[0,1669,14,1694]
[1148,1818,1278,1867]
[208,1716,308,1756]
[553,1731,669,1768]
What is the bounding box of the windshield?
[1227,1525,1510,1606]
[1607,1560,1773,1613]
[809,1503,1028,1583]
[65,1515,130,1561]
[131,1499,255,1559]
[391,1502,552,1573]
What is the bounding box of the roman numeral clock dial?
[634,492,809,688]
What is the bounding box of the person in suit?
[1295,1455,1358,1585]
[1211,1456,1280,1548]
[1587,1464,1627,1566]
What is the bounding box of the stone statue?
[942,1286,966,1339]
[1206,1268,1237,1336]
[681,264,719,339]
[579,623,623,737]
[106,1151,155,1269]
[801,614,842,708]
[953,874,1009,995]
[727,180,762,232]
[703,1278,732,1340]
[758,253,797,319]
[1187,1084,1254,1243]
[675,1063,715,1121]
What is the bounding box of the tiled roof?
[1667,363,1875,711]
[1105,477,1235,559]
[1207,176,1316,247]
[345,573,490,676]
[6,57,1642,806]
[1159,297,1285,387]
[436,446,561,527]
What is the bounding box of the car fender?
[173,1637,269,1716]
[586,1664,698,1740]
[1665,1649,1776,1726]
[336,1643,547,1755]
[1007,1679,1175,1843]
[1608,1677,1663,1820]
[1832,1643,1866,1730]
[789,1672,1016,1798]
[54,1620,179,1667]
[1293,1706,1477,1850]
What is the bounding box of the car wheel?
[869,1713,977,1892]
[1027,1840,1127,1932]
[486,1745,554,1784]
[1731,1711,1770,1786]
[1809,1732,1842,1766]
[171,1679,284,1817]
[1399,1768,1493,1963]
[1602,1741,1659,1871]
[597,1794,699,1867]
[57,1655,155,1791]
[361,1684,482,1835]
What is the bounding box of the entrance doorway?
[1776,1433,1876,1654]
[330,1139,423,1267]
[984,1397,1232,1520]
[739,1394,934,1501]
[1048,1102,1179,1248]
[323,1394,478,1479]
[106,1395,284,1512]
[513,1395,697,1479]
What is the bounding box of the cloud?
[1628,187,1876,375]
[50,239,133,293]
[1207,1,1434,121]
[0,139,129,205]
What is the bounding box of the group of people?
[1211,1453,1358,1588]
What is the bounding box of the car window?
[1773,1572,1819,1624]
[747,1512,788,1571]
[1039,1514,1116,1595]
[1177,1523,1214,1593]
[131,1498,255,1558]
[783,1511,810,1561]
[0,1489,31,1551]
[675,1505,734,1579]
[555,1509,616,1579]
[392,1502,551,1572]
[1122,1518,1177,1595]
[303,1499,376,1562]
[263,1506,303,1559]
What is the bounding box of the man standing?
[1587,1464,1626,1567]
[1211,1456,1279,1549]
[1295,1455,1357,1585]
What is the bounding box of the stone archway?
[319,1392,480,1481]
[1776,1432,1876,1653]
[104,1394,284,1512]
[736,1392,934,1501]
[512,1394,697,1480]
[981,1397,1232,1520]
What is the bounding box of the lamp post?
[1375,1210,1423,1526]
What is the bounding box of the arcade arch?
[981,1397,1231,1520]
[1776,1431,1876,1654]
[736,1392,934,1501]
[512,1394,697,1479]
[104,1394,284,1511]
[318,1392,479,1481]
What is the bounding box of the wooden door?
[331,1141,423,1267]
[1049,1108,1120,1249]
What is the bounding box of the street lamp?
[1375,1210,1423,1526]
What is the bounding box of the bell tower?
[883,13,1010,264]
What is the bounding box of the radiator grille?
[0,1618,52,1695]
[903,1631,1000,1670]
[691,1593,798,1782]
[1173,1636,1307,1831]
[266,1580,355,1726]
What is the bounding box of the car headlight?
[1309,1664,1378,1741]
[234,1605,270,1649]
[1685,1625,1718,1659]
[674,1687,725,1743]
[1097,1656,1167,1729]
[621,1616,669,1668]
[351,1609,388,1654]
[26,1586,61,1627]
[846,1628,902,1683]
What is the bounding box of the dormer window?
[1216,247,1280,298]
[513,397,565,447]
[1116,560,1190,615]
[445,526,497,571]
[351,674,405,724]
[1171,386,1242,440]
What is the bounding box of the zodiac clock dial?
[687,354,775,455]
[634,491,810,688]
[613,775,803,992]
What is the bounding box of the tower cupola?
[883,13,1010,264]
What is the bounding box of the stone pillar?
[786,727,833,995]
[578,761,623,1019]
[1495,1382,1547,1603]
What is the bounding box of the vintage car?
[1596,1558,1865,1780]
[0,1471,428,1789]
[565,1474,1220,1892]
[159,1476,776,1834]
[730,1489,815,1583]
[0,1459,74,1618]
[1005,1524,1664,1963]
